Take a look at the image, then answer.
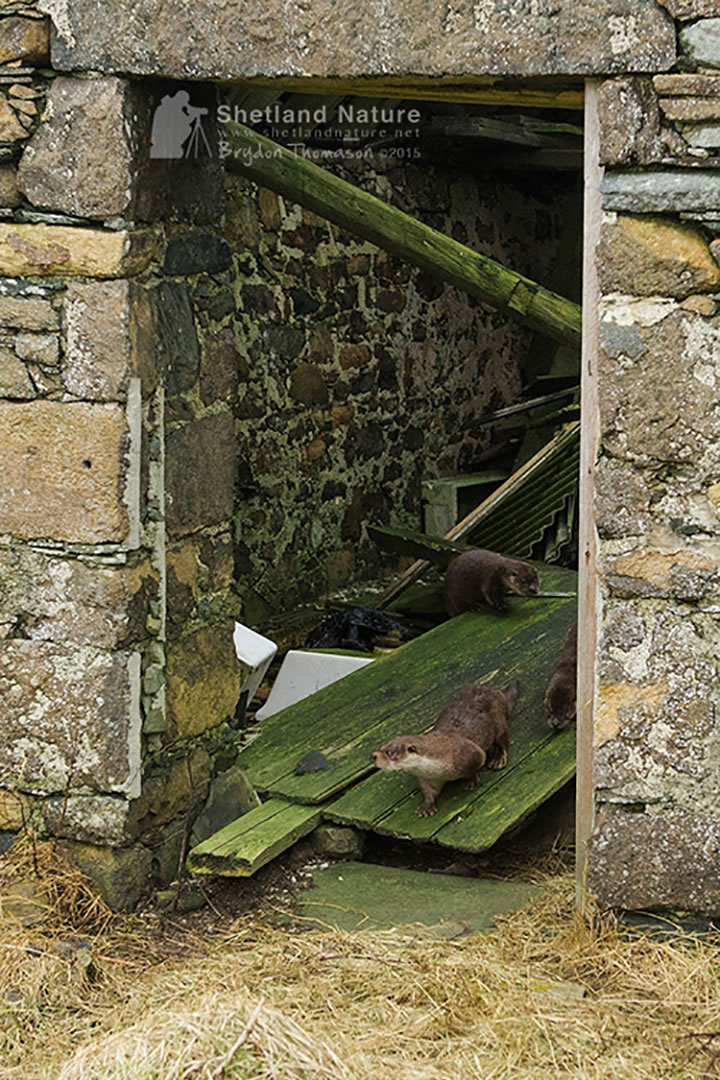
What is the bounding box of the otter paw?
[416,804,437,817]
[488,751,507,770]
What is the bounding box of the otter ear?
[407,744,416,754]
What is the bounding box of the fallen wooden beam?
[223,123,582,348]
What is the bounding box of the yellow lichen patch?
[616,215,720,290]
[613,548,715,589]
[595,680,667,747]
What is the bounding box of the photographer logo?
[150,91,210,158]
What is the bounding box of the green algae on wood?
[186,798,322,877]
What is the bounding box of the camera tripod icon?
[150,90,211,159]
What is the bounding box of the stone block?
[0,788,31,830]
[130,280,199,395]
[14,332,59,366]
[199,328,239,405]
[680,18,720,70]
[0,15,49,64]
[49,0,676,79]
[598,216,720,298]
[0,641,141,796]
[62,280,135,400]
[127,748,212,836]
[162,231,232,274]
[0,224,158,278]
[601,170,720,213]
[166,531,235,629]
[0,400,136,543]
[0,164,21,209]
[190,763,260,846]
[588,809,720,915]
[594,456,651,540]
[166,622,242,737]
[311,824,366,859]
[19,76,140,219]
[0,548,156,647]
[165,411,236,535]
[0,293,57,331]
[42,793,132,844]
[0,347,34,396]
[658,1,718,14]
[0,95,27,141]
[598,301,720,464]
[61,839,152,911]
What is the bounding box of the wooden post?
[576,80,601,909]
[223,121,582,348]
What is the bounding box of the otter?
[544,625,577,731]
[444,548,539,616]
[370,681,518,817]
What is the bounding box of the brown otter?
[544,625,577,731]
[370,681,518,817]
[444,549,539,616]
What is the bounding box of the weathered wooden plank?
[243,76,585,111]
[251,577,576,805]
[434,727,576,851]
[576,81,603,908]
[224,123,582,349]
[186,799,322,877]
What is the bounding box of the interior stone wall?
[209,161,576,618]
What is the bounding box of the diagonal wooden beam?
[223,121,582,348]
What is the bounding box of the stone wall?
[219,161,575,618]
[587,29,720,914]
[2,0,720,915]
[0,16,243,905]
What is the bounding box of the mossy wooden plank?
[434,727,576,852]
[186,799,322,877]
[253,593,575,804]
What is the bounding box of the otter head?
[370,737,422,772]
[505,561,539,597]
[544,681,576,731]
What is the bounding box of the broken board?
[188,564,577,875]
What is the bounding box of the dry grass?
[2,841,720,1080]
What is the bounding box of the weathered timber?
[224,122,582,349]
[187,798,322,877]
[367,524,470,567]
[242,77,585,111]
[376,422,579,609]
[235,565,576,805]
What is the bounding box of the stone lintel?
[0,223,158,278]
[46,0,675,80]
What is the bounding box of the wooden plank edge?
[187,801,322,877]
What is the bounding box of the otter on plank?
[544,624,577,731]
[370,681,518,817]
[444,548,539,616]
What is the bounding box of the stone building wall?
[587,51,720,914]
[0,20,244,906]
[2,0,720,914]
